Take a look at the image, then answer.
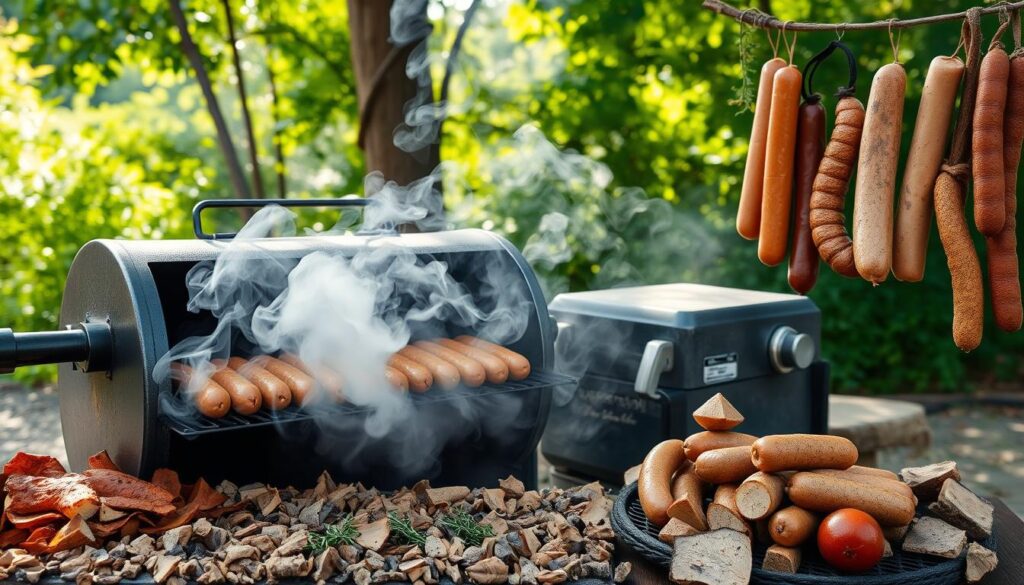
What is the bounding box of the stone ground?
[0,385,1020,515]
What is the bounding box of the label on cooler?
[703,352,738,384]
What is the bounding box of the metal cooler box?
[541,283,829,487]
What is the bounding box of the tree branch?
[267,49,288,198]
[703,0,1024,32]
[245,24,350,85]
[168,0,251,199]
[222,0,265,199]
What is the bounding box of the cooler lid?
[548,283,814,329]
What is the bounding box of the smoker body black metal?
[541,283,829,487]
[0,200,564,490]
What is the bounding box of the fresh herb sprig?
[388,511,427,547]
[306,515,360,554]
[439,508,495,547]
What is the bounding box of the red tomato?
[817,508,885,572]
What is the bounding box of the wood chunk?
[670,529,752,585]
[927,479,994,540]
[707,485,750,536]
[735,473,784,521]
[762,545,800,573]
[354,518,390,551]
[902,517,967,559]
[693,393,745,431]
[659,518,699,544]
[667,462,708,531]
[425,486,470,508]
[965,542,998,584]
[882,523,910,544]
[900,461,960,500]
[882,539,893,558]
[623,464,641,486]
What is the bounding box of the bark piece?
[882,523,910,544]
[669,529,752,585]
[465,557,508,585]
[762,545,800,573]
[902,517,967,559]
[735,473,784,521]
[425,487,470,508]
[692,393,744,431]
[927,479,993,540]
[900,461,960,500]
[965,542,998,584]
[355,518,390,552]
[659,518,699,544]
[613,562,631,584]
[707,485,750,536]
[499,476,525,499]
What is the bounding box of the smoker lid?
[548,283,816,329]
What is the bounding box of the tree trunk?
[222,0,266,199]
[347,0,437,187]
[168,0,251,200]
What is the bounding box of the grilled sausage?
[738,57,788,240]
[759,65,803,266]
[694,445,757,485]
[278,353,345,402]
[254,356,316,405]
[227,357,292,410]
[414,341,487,387]
[398,346,461,389]
[387,354,433,392]
[638,440,687,526]
[768,505,819,547]
[810,468,915,502]
[789,99,826,293]
[683,431,758,462]
[974,45,1010,236]
[435,339,509,384]
[454,336,531,380]
[810,97,864,277]
[853,63,906,284]
[751,434,858,472]
[385,366,409,391]
[208,362,262,415]
[787,471,916,527]
[894,56,964,282]
[171,363,230,418]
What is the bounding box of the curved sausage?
[387,354,433,392]
[434,339,509,384]
[788,99,826,294]
[413,341,486,387]
[455,336,531,380]
[278,353,345,402]
[254,356,316,406]
[171,363,230,418]
[935,172,985,351]
[398,346,461,389]
[974,46,1010,236]
[768,505,818,547]
[209,362,262,415]
[666,460,708,531]
[810,97,864,277]
[738,57,788,240]
[683,431,758,462]
[853,63,906,284]
[787,472,916,527]
[751,434,858,472]
[894,56,964,282]
[693,446,757,485]
[759,65,803,266]
[638,440,687,526]
[227,357,292,410]
[385,366,409,391]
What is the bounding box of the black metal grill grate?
[160,370,574,439]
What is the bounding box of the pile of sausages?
[737,34,1022,350]
[638,393,916,551]
[172,336,531,418]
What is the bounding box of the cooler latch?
[634,340,673,398]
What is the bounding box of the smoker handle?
[192,198,379,240]
[0,322,112,374]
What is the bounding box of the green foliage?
[387,511,426,547]
[438,508,495,547]
[306,516,360,554]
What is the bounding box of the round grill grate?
[612,482,993,585]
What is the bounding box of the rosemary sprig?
[388,511,427,547]
[306,515,360,555]
[439,508,495,547]
[728,19,758,114]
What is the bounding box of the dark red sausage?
[788,99,826,294]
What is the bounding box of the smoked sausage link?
[788,99,826,294]
[973,46,1010,236]
[694,445,758,485]
[853,63,906,284]
[758,65,803,266]
[935,172,985,351]
[227,356,292,410]
[638,440,688,527]
[787,472,916,527]
[739,57,788,240]
[683,431,758,462]
[454,336,531,380]
[768,506,819,547]
[810,97,864,277]
[751,434,858,472]
[171,363,231,419]
[435,339,509,384]
[209,363,262,415]
[894,56,965,282]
